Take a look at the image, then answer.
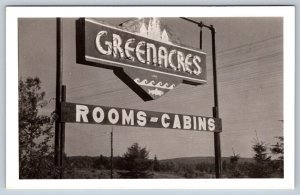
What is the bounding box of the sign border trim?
[85,55,208,83]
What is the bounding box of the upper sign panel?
[76,18,207,101]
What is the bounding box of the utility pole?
[110,127,113,179]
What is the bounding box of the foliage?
[153,155,160,171]
[19,77,56,179]
[270,136,284,177]
[222,160,228,172]
[63,137,284,179]
[120,143,153,178]
[93,155,110,169]
[195,162,214,173]
[159,161,176,172]
[63,136,284,179]
[247,139,272,178]
[227,152,245,178]
[178,163,197,178]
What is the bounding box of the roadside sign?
[61,102,222,132]
[76,18,207,101]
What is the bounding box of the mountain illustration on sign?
[121,17,175,44]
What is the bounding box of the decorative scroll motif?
[148,88,164,96]
[134,78,175,90]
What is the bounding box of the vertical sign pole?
[181,19,222,178]
[199,23,203,50]
[54,17,63,171]
[60,85,66,179]
[211,25,222,178]
[110,127,113,179]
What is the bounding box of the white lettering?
[158,46,168,68]
[137,111,147,126]
[76,105,89,122]
[146,43,157,65]
[173,115,181,129]
[95,31,112,55]
[183,115,192,129]
[184,54,193,74]
[94,30,204,78]
[177,51,186,71]
[198,117,206,131]
[112,34,125,59]
[108,108,119,124]
[92,107,105,123]
[193,116,197,130]
[208,118,215,131]
[193,56,202,75]
[161,114,170,128]
[122,109,134,125]
[136,41,146,63]
[124,38,135,61]
[168,50,177,71]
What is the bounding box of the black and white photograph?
[6,6,295,189]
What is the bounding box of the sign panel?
[61,102,222,132]
[76,18,207,101]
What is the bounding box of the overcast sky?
[18,17,283,159]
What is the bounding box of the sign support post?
[181,17,222,178]
[59,85,66,178]
[211,26,222,178]
[55,17,64,178]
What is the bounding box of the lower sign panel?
[60,102,222,132]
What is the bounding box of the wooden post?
[180,17,222,178]
[211,26,222,178]
[54,18,63,170]
[60,85,66,179]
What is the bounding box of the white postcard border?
[6,6,295,189]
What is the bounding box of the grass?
[63,168,217,179]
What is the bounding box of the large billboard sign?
[76,18,207,101]
[61,102,222,132]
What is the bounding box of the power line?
[44,34,282,98]
[215,35,282,55]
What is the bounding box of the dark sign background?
[76,18,207,84]
[76,18,207,101]
[61,102,222,132]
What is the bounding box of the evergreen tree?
[228,149,244,178]
[120,143,153,178]
[248,139,272,178]
[270,136,284,177]
[153,155,160,171]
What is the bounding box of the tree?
[93,155,109,169]
[222,160,228,172]
[120,143,153,178]
[153,155,160,171]
[227,149,244,178]
[270,136,284,177]
[19,77,55,179]
[248,138,272,178]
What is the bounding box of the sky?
[18,17,283,159]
